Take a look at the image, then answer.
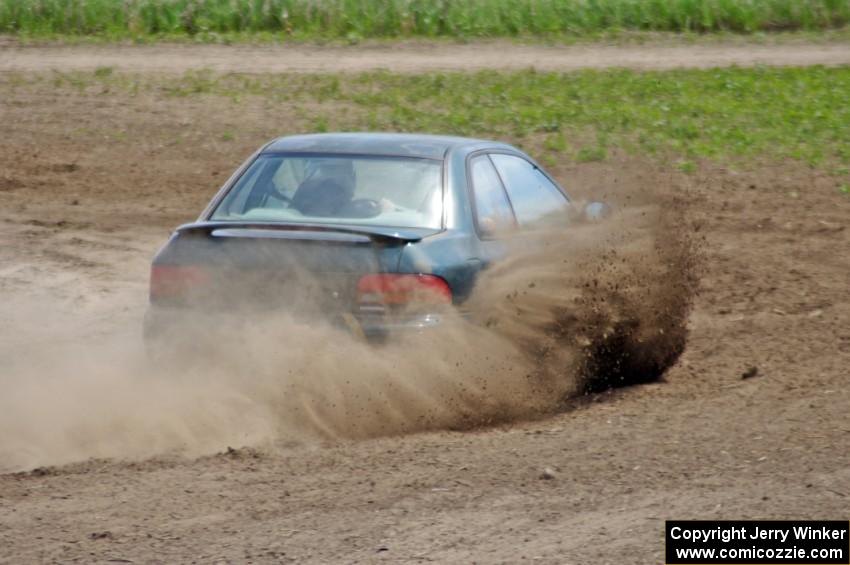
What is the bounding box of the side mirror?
[584,201,611,221]
[478,216,499,238]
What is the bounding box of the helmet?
[303,158,356,198]
[292,158,357,216]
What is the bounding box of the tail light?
[150,264,210,302]
[357,274,452,306]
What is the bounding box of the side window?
[490,154,569,227]
[469,155,516,236]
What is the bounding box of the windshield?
[210,154,443,230]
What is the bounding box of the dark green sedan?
[145,133,591,344]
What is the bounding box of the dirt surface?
[1,50,849,563]
[2,39,850,74]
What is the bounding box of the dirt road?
[0,45,849,563]
[2,40,850,73]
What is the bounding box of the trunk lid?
[152,221,437,316]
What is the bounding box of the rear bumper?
[143,306,450,348]
[355,311,444,339]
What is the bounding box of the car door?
[461,153,518,289]
[468,153,517,238]
[489,153,570,228]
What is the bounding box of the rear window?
[211,154,443,230]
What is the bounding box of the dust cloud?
[0,187,698,473]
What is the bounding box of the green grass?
[337,66,850,168]
[7,65,849,172]
[3,0,850,40]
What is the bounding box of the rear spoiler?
[175,221,439,244]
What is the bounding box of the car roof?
[262,132,509,160]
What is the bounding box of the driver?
[291,159,357,216]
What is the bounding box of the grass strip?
[3,0,850,40]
